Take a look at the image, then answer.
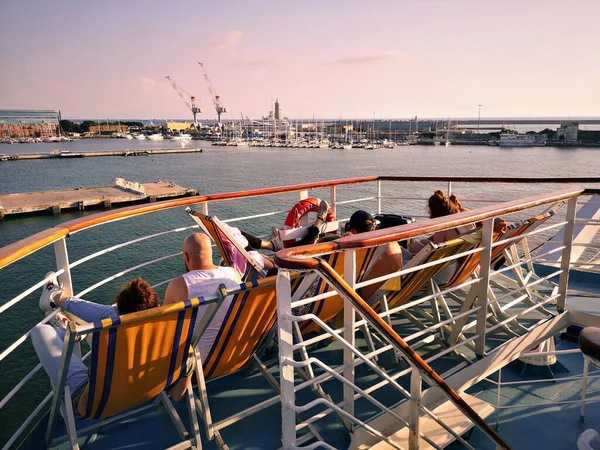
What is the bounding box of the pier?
[0,147,203,162]
[0,178,197,218]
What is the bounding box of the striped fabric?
[201,276,279,380]
[300,246,380,334]
[191,213,235,267]
[372,238,476,313]
[82,298,200,420]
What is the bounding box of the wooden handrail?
[0,175,595,270]
[274,187,585,270]
[0,176,377,269]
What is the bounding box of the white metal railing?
[1,179,598,449]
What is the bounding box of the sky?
[0,0,599,121]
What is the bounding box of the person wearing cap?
[343,210,404,301]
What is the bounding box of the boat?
[4,176,600,450]
[171,133,192,141]
[134,133,146,140]
[146,133,164,141]
[499,133,547,147]
[58,150,84,158]
[125,134,134,140]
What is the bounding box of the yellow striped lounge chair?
[294,245,386,335]
[45,299,202,450]
[444,210,559,346]
[185,207,267,279]
[193,274,324,447]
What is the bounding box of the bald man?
[164,233,241,360]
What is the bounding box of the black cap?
[346,210,377,233]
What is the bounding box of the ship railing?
[274,186,587,450]
[0,177,598,448]
[483,348,600,430]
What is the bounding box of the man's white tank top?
[182,266,241,361]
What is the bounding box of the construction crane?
[164,76,201,124]
[198,62,227,124]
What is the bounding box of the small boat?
[146,133,164,141]
[125,134,134,140]
[171,133,192,141]
[134,134,146,140]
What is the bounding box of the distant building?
[274,99,281,121]
[556,122,579,142]
[166,121,198,132]
[0,109,60,138]
[89,124,129,135]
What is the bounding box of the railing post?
[276,270,297,448]
[475,218,494,356]
[201,201,208,215]
[447,181,452,197]
[54,238,73,297]
[299,190,308,201]
[376,179,382,214]
[330,185,337,218]
[557,196,578,312]
[580,357,589,423]
[343,249,356,429]
[409,367,422,450]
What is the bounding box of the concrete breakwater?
[0,147,203,161]
[0,179,198,218]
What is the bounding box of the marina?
[0,179,197,218]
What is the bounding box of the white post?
[54,238,73,297]
[447,181,452,197]
[201,201,208,215]
[330,185,337,218]
[377,179,382,214]
[475,218,494,356]
[581,357,589,422]
[299,190,308,201]
[557,197,578,312]
[343,250,356,429]
[276,270,297,448]
[408,367,422,450]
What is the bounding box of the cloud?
[211,30,244,50]
[324,51,405,66]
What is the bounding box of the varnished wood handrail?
[0,176,378,269]
[1,175,596,270]
[274,187,585,270]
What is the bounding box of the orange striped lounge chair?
[44,299,202,450]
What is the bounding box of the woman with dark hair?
[32,275,194,419]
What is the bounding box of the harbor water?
[1,139,599,445]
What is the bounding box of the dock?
[0,178,197,218]
[0,147,203,162]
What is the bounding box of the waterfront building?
[166,121,198,132]
[556,122,579,142]
[0,109,60,138]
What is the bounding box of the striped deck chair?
[446,210,560,347]
[193,275,325,447]
[185,207,267,279]
[45,299,202,449]
[293,245,386,335]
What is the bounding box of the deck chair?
[44,299,202,450]
[193,275,327,448]
[293,245,387,335]
[445,211,560,347]
[185,207,267,279]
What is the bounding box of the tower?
[274,98,280,121]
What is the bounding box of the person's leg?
[240,230,266,250]
[30,324,89,392]
[291,225,320,247]
[60,297,119,322]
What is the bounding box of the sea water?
[1,140,599,444]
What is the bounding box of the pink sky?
[1,0,598,121]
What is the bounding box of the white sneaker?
[269,226,283,252]
[39,271,63,313]
[316,200,330,221]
